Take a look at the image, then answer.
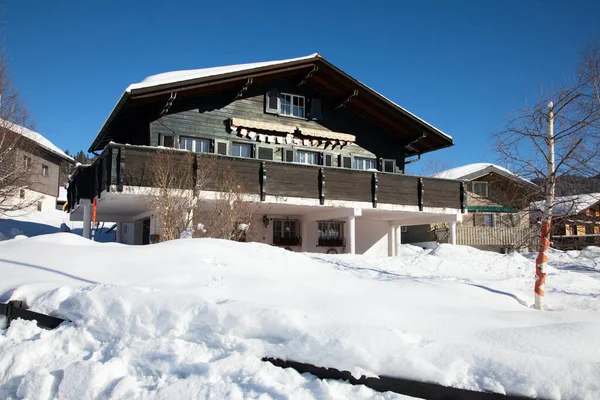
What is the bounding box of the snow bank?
[0,209,115,243]
[1,237,599,399]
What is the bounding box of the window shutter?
[339,155,352,169]
[323,152,333,167]
[216,141,228,155]
[473,213,484,227]
[210,139,215,153]
[283,148,295,162]
[381,159,396,173]
[258,146,274,160]
[162,135,175,148]
[310,98,322,120]
[265,89,279,114]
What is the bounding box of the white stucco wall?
[247,215,390,256]
[3,188,57,213]
[355,219,389,256]
[121,222,135,245]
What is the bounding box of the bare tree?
[148,149,254,242]
[194,165,256,241]
[495,39,600,309]
[0,50,41,216]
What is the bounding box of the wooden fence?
[435,226,540,250]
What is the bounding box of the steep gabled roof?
[89,54,454,155]
[432,163,537,190]
[1,119,74,162]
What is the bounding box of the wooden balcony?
[67,143,466,213]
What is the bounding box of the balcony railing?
[67,143,466,213]
[318,238,346,247]
[273,236,302,246]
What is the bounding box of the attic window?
[280,93,305,118]
[472,181,488,197]
[265,89,307,119]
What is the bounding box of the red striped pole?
[91,199,97,241]
[534,220,550,309]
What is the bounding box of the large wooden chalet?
[68,53,466,255]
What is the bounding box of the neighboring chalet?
[68,53,467,255]
[531,193,600,250]
[404,163,540,252]
[1,120,74,213]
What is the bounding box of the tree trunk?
[535,102,555,310]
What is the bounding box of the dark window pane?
[163,136,174,147]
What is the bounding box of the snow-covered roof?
[124,53,452,142]
[432,163,535,188]
[91,53,454,153]
[1,119,74,162]
[127,53,321,92]
[532,193,600,216]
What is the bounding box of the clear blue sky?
[4,0,600,174]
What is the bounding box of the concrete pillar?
[449,221,457,245]
[82,203,92,239]
[116,222,123,243]
[388,224,395,256]
[394,225,402,255]
[347,215,356,254]
[301,218,309,252]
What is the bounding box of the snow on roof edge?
[531,193,600,216]
[126,53,321,92]
[1,119,74,162]
[432,163,534,186]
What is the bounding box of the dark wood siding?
[378,174,420,206]
[325,169,372,203]
[423,179,462,209]
[266,163,320,199]
[148,75,407,171]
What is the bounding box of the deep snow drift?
[0,209,115,242]
[0,234,599,399]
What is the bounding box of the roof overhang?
[89,55,454,155]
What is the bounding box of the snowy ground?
[0,209,115,242]
[0,223,599,398]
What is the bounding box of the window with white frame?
[353,157,377,170]
[42,164,49,177]
[296,150,319,165]
[231,142,252,158]
[472,181,488,197]
[273,219,300,246]
[179,137,211,153]
[280,93,305,118]
[318,220,345,247]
